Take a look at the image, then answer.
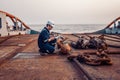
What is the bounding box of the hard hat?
[47,20,55,27]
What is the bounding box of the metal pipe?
[72,58,95,80]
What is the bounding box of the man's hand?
[48,36,55,42]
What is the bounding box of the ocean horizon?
[29,24,107,34]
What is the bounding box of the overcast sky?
[0,0,120,24]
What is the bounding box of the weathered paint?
[105,17,120,34]
[0,10,31,37]
[0,12,8,36]
[105,27,120,34]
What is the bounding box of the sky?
[0,0,120,24]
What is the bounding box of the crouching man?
[38,20,58,56]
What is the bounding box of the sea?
[29,24,107,34]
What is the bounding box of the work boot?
[39,49,48,56]
[40,52,48,56]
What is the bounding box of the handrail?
[105,17,120,29]
[0,10,30,29]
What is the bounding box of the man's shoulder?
[41,28,47,33]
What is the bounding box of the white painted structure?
[0,12,8,36]
[105,23,120,34]
[105,28,120,34]
[0,11,30,37]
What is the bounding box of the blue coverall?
[38,27,56,53]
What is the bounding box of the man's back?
[38,27,50,48]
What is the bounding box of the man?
[38,20,57,56]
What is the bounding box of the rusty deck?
[0,34,120,80]
[64,33,120,80]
